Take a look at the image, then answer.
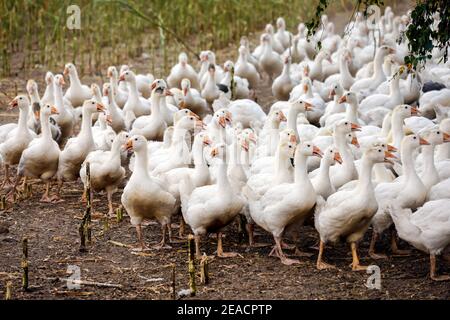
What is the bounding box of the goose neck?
[132,148,150,180]
[80,110,94,141]
[17,107,29,132]
[150,92,162,116]
[391,112,405,149]
[217,161,231,190]
[422,144,437,177]
[287,108,299,140]
[294,153,309,184]
[40,113,52,140]
[357,156,375,190]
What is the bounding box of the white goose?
[235,46,260,89]
[63,63,92,107]
[53,74,75,142]
[0,96,36,187]
[315,145,396,270]
[121,135,176,250]
[107,66,128,109]
[369,134,429,259]
[167,52,200,89]
[103,83,126,133]
[180,143,245,258]
[14,104,60,202]
[259,33,283,82]
[246,141,322,265]
[56,100,105,200]
[389,200,450,281]
[80,132,129,216]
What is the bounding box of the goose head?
[419,126,450,146]
[37,104,59,120]
[329,83,344,99]
[176,114,204,132]
[291,98,314,113]
[297,23,306,37]
[347,132,360,148]
[261,33,271,45]
[107,66,118,78]
[269,109,287,127]
[83,99,105,115]
[178,52,188,67]
[214,109,232,128]
[91,83,102,99]
[8,95,29,111]
[334,119,361,134]
[276,17,286,30]
[181,78,191,96]
[394,104,419,119]
[280,140,296,161]
[296,141,323,159]
[63,63,78,78]
[54,74,66,89]
[223,61,234,73]
[378,45,396,58]
[241,128,257,145]
[402,134,429,151]
[195,131,212,147]
[173,108,200,124]
[279,128,297,144]
[338,91,358,105]
[300,78,313,94]
[119,70,136,83]
[210,143,227,161]
[103,83,111,97]
[45,72,54,85]
[125,135,147,153]
[323,145,342,165]
[116,132,131,151]
[265,24,275,35]
[364,145,397,165]
[26,80,38,96]
[150,79,171,96]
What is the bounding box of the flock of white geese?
[1,7,450,281]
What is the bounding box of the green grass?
[0,0,318,76]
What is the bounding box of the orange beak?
[289,134,297,144]
[124,139,133,151]
[51,106,59,115]
[225,112,233,124]
[218,116,227,128]
[195,119,205,129]
[304,102,314,111]
[313,146,323,158]
[34,110,40,120]
[183,88,188,96]
[96,103,106,112]
[164,89,173,96]
[179,101,186,109]
[278,111,287,122]
[103,88,109,96]
[388,48,396,54]
[59,77,66,87]
[203,137,212,146]
[443,132,450,142]
[8,98,18,110]
[211,147,219,157]
[329,89,336,99]
[241,140,249,152]
[384,150,397,164]
[107,70,113,77]
[419,137,429,145]
[411,106,419,115]
[63,67,69,76]
[334,152,343,164]
[303,84,308,92]
[338,95,347,104]
[351,136,360,148]
[351,123,361,131]
[119,74,126,82]
[387,144,397,152]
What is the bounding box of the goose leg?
[154,223,172,250]
[350,242,368,271]
[106,190,114,217]
[430,254,450,281]
[133,224,149,251]
[6,173,22,202]
[273,235,300,265]
[316,240,335,270]
[40,181,52,202]
[195,235,201,259]
[390,229,411,256]
[246,222,255,246]
[217,232,239,258]
[369,230,388,259]
[178,217,185,237]
[50,180,64,203]
[1,164,13,188]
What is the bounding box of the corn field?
[0,0,321,77]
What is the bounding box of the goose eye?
[134,138,138,141]
[307,144,311,147]
[437,131,440,134]
[345,122,348,125]
[347,93,350,96]
[404,106,408,109]
[19,97,23,100]
[330,150,333,153]
[413,136,417,139]
[379,149,382,152]
[289,146,292,148]
[190,117,194,120]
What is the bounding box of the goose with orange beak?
[246,142,322,265]
[55,100,105,201]
[0,95,35,190]
[310,145,343,200]
[63,63,92,108]
[370,134,430,260]
[9,104,60,203]
[315,145,398,271]
[180,143,245,258]
[121,135,176,251]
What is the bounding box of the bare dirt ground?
[1,1,449,300]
